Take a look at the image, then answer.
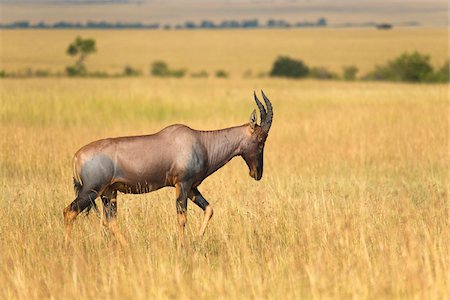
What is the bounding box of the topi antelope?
[63,91,273,247]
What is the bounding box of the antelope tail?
[73,177,82,197]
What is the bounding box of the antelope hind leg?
[63,190,98,248]
[101,189,128,248]
[176,183,188,248]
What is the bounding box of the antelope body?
[63,91,273,247]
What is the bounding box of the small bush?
[151,61,170,76]
[270,56,309,78]
[191,70,209,78]
[215,70,229,78]
[123,65,141,77]
[309,67,338,80]
[362,65,393,81]
[342,65,358,81]
[390,51,433,82]
[151,61,186,78]
[66,65,86,76]
[0,70,6,78]
[170,69,186,78]
[430,60,449,82]
[364,51,434,82]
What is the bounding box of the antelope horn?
[254,91,266,124]
[261,90,273,133]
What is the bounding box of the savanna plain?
[0,29,448,299]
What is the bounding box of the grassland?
[0,29,448,299]
[0,28,448,76]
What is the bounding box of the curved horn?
[254,91,266,124]
[261,90,273,133]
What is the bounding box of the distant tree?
[13,21,29,28]
[388,51,434,81]
[66,36,97,76]
[242,19,259,28]
[317,18,327,26]
[436,60,449,82]
[185,21,196,29]
[363,51,433,82]
[342,65,359,80]
[428,60,449,82]
[151,61,170,76]
[221,20,240,28]
[376,23,393,30]
[215,70,229,78]
[267,19,276,28]
[200,20,216,28]
[151,61,186,78]
[270,56,309,78]
[123,65,141,77]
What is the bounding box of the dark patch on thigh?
[80,154,116,191]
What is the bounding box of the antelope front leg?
[175,183,188,248]
[189,188,214,239]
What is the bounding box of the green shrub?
[309,67,338,80]
[342,65,358,81]
[0,70,6,78]
[430,60,449,82]
[215,70,229,78]
[170,69,186,78]
[151,61,186,78]
[270,56,309,78]
[151,61,170,76]
[364,51,434,82]
[390,51,433,82]
[362,65,393,81]
[66,65,86,76]
[123,65,141,77]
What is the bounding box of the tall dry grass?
[0,77,447,299]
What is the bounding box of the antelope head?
[242,90,273,181]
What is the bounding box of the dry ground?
[0,77,448,299]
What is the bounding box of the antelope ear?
[249,109,257,130]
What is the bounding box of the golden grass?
[0,28,448,76]
[0,76,448,299]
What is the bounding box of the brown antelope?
[63,91,273,248]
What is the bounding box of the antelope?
[63,91,273,248]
